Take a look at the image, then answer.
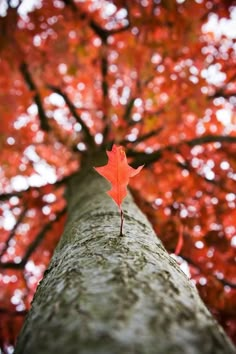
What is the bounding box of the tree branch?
[7,0,23,10]
[0,192,20,202]
[91,20,130,40]
[47,85,95,148]
[122,126,164,146]
[208,72,236,99]
[185,135,236,147]
[0,307,28,316]
[129,134,236,167]
[62,0,130,41]
[62,0,131,146]
[99,41,110,143]
[0,207,27,258]
[0,171,78,201]
[123,97,136,123]
[0,208,66,270]
[20,62,51,132]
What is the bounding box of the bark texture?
[15,166,236,354]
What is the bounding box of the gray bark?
[15,165,236,354]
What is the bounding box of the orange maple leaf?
[94,144,143,235]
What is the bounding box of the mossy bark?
[15,166,236,354]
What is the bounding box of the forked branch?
[47,85,95,148]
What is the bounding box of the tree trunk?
[15,165,236,354]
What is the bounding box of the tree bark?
[15,165,236,354]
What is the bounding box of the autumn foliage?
[0,0,236,352]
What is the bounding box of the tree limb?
[129,134,236,167]
[0,308,28,316]
[123,97,136,123]
[0,208,66,270]
[47,85,95,148]
[208,72,236,99]
[0,207,27,258]
[122,126,164,146]
[100,42,110,143]
[0,171,78,201]
[62,0,130,42]
[20,62,51,132]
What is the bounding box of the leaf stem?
[119,209,124,236]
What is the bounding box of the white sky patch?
[170,254,191,278]
[0,0,43,17]
[0,0,8,16]
[33,161,57,184]
[25,260,43,276]
[216,109,232,126]
[54,109,70,126]
[102,2,116,17]
[226,193,235,202]
[43,193,56,203]
[220,160,230,170]
[27,103,38,115]
[202,9,236,40]
[77,142,86,151]
[115,8,127,20]
[42,205,51,215]
[126,133,137,142]
[231,236,236,247]
[11,175,28,192]
[95,133,103,144]
[8,145,58,192]
[204,167,215,181]
[9,196,20,205]
[201,64,226,86]
[7,137,15,145]
[14,114,31,130]
[24,145,41,163]
[48,93,65,107]
[119,86,131,105]
[18,0,42,16]
[74,123,82,132]
[27,173,45,187]
[195,240,204,249]
[0,210,16,231]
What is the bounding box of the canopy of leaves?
[0,0,235,352]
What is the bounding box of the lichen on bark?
[15,167,236,354]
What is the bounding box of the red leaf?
[94,144,143,209]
